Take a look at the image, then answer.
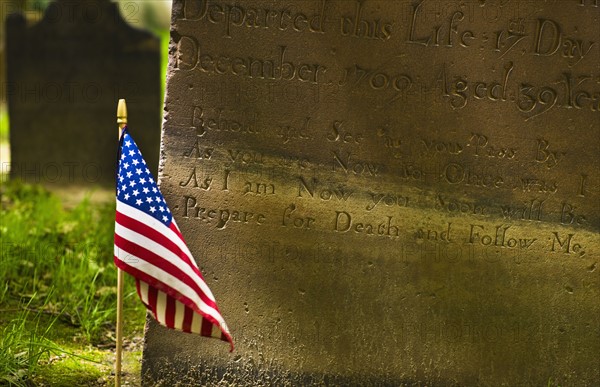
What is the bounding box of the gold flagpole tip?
[117,99,128,127]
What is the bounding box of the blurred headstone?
[6,0,160,186]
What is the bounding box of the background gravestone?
[6,0,160,186]
[145,0,599,385]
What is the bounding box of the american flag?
[113,127,233,350]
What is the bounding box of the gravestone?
[6,0,160,186]
[144,0,599,385]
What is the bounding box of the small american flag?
[113,127,233,350]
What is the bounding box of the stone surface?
[6,0,160,186]
[144,0,600,385]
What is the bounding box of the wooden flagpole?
[115,99,127,387]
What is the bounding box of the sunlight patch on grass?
[33,347,108,387]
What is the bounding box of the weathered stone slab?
[6,0,160,186]
[144,0,600,385]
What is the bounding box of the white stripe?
[114,221,216,302]
[114,245,227,328]
[156,290,167,324]
[139,281,149,305]
[117,201,200,270]
[191,310,201,334]
[174,299,184,330]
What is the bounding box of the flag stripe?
[174,300,183,330]
[156,290,167,323]
[116,208,202,280]
[137,280,148,305]
[114,245,226,326]
[114,229,219,312]
[165,296,176,328]
[140,280,190,332]
[148,284,158,317]
[114,234,212,309]
[182,305,194,333]
[191,311,201,334]
[118,202,200,272]
[201,318,213,337]
[115,211,217,303]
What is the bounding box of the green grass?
[0,9,167,385]
[0,294,59,386]
[156,28,170,106]
[0,8,168,384]
[0,180,145,385]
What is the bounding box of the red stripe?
[165,296,176,328]
[201,317,213,337]
[135,279,142,302]
[113,254,225,336]
[114,234,220,312]
[182,306,193,333]
[116,211,202,278]
[148,284,158,320]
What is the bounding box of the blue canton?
[117,128,172,226]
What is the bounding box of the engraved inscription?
[174,40,328,84]
[181,195,266,229]
[183,0,328,37]
[154,1,600,384]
